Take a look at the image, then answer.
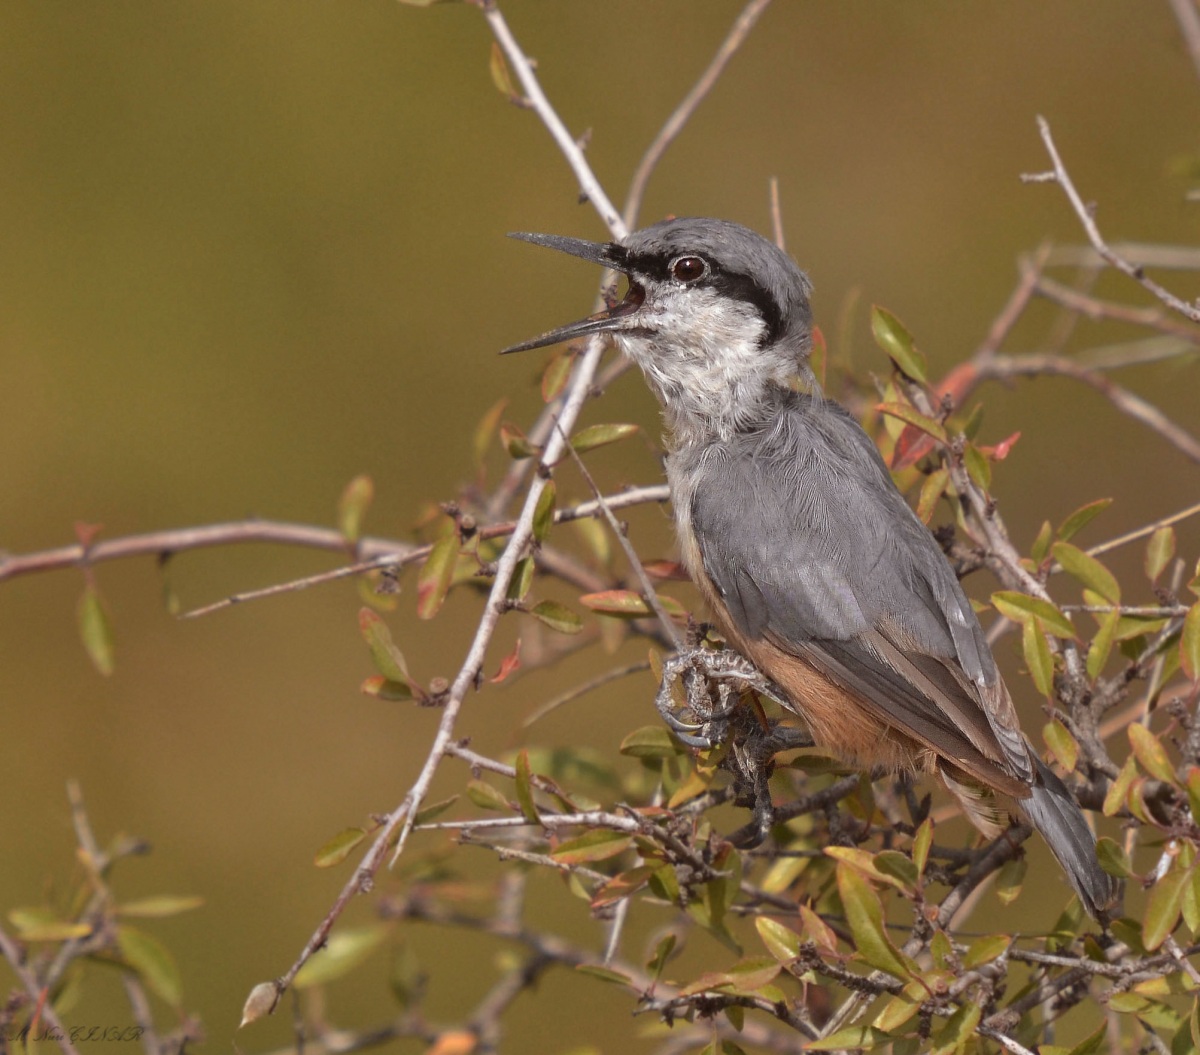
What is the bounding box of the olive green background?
[2,3,1198,1051]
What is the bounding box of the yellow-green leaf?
[876,402,946,444]
[871,305,927,384]
[1053,541,1120,603]
[1087,606,1120,679]
[359,608,412,684]
[499,421,535,459]
[314,828,368,868]
[541,349,573,403]
[579,589,686,620]
[1057,498,1112,543]
[962,934,1010,969]
[488,41,519,102]
[294,925,387,988]
[417,535,458,620]
[7,908,92,942]
[117,925,183,1007]
[571,423,640,454]
[994,857,1026,906]
[1104,755,1138,816]
[1129,723,1178,785]
[964,442,992,491]
[806,1025,891,1051]
[992,591,1076,638]
[117,895,204,919]
[836,863,913,980]
[507,555,535,603]
[916,467,949,523]
[77,583,115,676]
[756,917,802,962]
[337,474,374,543]
[574,964,634,986]
[1146,526,1176,584]
[1144,861,1192,951]
[1023,617,1055,697]
[912,818,933,877]
[1043,719,1079,774]
[1182,601,1200,682]
[1031,520,1054,564]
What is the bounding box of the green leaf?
[836,863,913,980]
[916,467,949,523]
[294,924,387,988]
[1146,526,1177,584]
[1104,755,1138,816]
[1031,520,1054,564]
[514,750,540,824]
[876,402,947,444]
[528,599,583,634]
[117,925,183,1007]
[7,907,92,941]
[619,726,682,758]
[77,583,115,676]
[992,590,1076,638]
[755,917,802,962]
[466,779,511,811]
[1144,861,1193,951]
[912,818,933,877]
[1095,837,1133,879]
[117,895,205,919]
[806,1025,891,1051]
[416,535,458,620]
[1129,723,1178,785]
[499,421,535,459]
[1052,541,1121,603]
[360,675,415,701]
[647,933,677,983]
[1057,498,1112,543]
[1182,602,1200,682]
[358,608,412,684]
[1087,606,1121,679]
[488,41,519,101]
[532,481,556,543]
[314,828,367,868]
[871,305,927,383]
[574,964,634,986]
[507,555,535,603]
[571,422,640,454]
[962,934,1010,969]
[1023,617,1055,697]
[1043,719,1079,774]
[994,857,1026,906]
[337,475,374,543]
[552,830,633,865]
[963,442,992,491]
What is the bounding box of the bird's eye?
[670,256,707,283]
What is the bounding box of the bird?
[502,217,1119,919]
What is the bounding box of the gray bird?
[503,217,1119,919]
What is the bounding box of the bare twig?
[1166,0,1200,83]
[623,0,774,229]
[1023,115,1200,323]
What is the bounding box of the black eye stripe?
[620,249,785,346]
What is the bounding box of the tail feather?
[1022,758,1122,919]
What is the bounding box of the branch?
[1023,115,1200,323]
[623,0,774,228]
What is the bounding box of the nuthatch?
[503,217,1119,918]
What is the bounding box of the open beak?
[500,232,643,354]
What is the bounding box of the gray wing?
[687,393,1032,784]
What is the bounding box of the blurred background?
[1,1,1198,1050]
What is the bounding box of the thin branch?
[1023,115,1200,323]
[1082,498,1200,561]
[273,1,626,999]
[623,0,774,229]
[977,351,1200,464]
[557,426,683,648]
[1166,0,1200,83]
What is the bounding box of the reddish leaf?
[489,639,522,684]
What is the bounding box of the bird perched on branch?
[503,217,1119,919]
